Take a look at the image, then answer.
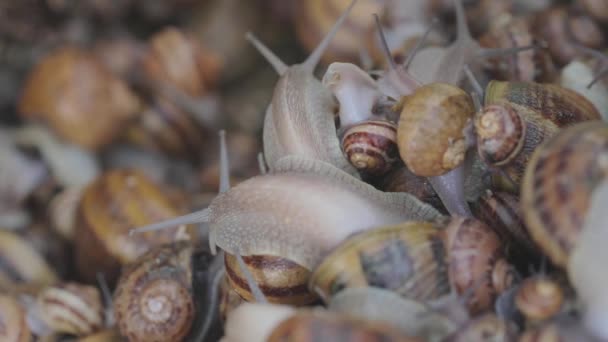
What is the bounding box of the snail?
[578,0,608,23]
[0,294,32,342]
[514,276,564,325]
[18,46,143,150]
[475,81,601,190]
[246,0,360,177]
[73,168,193,284]
[443,313,515,342]
[310,217,516,315]
[113,241,195,342]
[219,271,245,322]
[222,303,421,342]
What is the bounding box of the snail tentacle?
[245,33,287,75]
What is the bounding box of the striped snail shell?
[521,121,608,267]
[219,271,245,323]
[114,242,195,342]
[309,221,450,303]
[476,81,601,189]
[340,120,399,175]
[515,276,564,324]
[0,294,32,342]
[224,253,317,306]
[74,168,192,283]
[36,282,104,336]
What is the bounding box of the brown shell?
[444,217,517,314]
[376,165,446,213]
[483,81,601,187]
[397,83,474,177]
[114,242,194,342]
[309,221,450,303]
[267,310,422,342]
[521,121,608,267]
[0,294,32,342]
[534,6,605,66]
[515,276,563,322]
[123,97,209,162]
[18,46,142,150]
[141,27,222,97]
[471,191,540,270]
[37,282,104,336]
[475,103,526,167]
[294,0,384,65]
[224,253,317,306]
[341,120,399,175]
[219,273,245,323]
[74,169,191,284]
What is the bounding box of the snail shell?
[443,313,515,342]
[114,242,195,342]
[74,169,191,283]
[376,165,446,213]
[37,282,104,336]
[521,121,608,267]
[309,221,450,303]
[514,276,564,324]
[341,120,399,175]
[219,272,245,323]
[0,294,32,342]
[476,81,601,188]
[397,83,475,177]
[224,253,317,306]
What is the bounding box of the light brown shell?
[521,121,608,267]
[397,83,474,177]
[18,46,142,150]
[37,282,104,336]
[309,221,450,303]
[219,273,245,323]
[113,242,194,342]
[515,276,563,322]
[224,253,317,306]
[341,120,399,175]
[0,294,32,342]
[74,169,191,283]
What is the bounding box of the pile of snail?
[3,0,608,341]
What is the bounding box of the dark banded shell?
[219,273,245,322]
[515,276,563,322]
[444,217,517,314]
[114,242,194,342]
[267,310,422,342]
[483,81,601,188]
[37,282,104,336]
[471,191,539,270]
[224,253,317,306]
[74,169,191,283]
[521,121,608,267]
[341,120,398,175]
[309,221,450,303]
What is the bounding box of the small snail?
[74,168,192,283]
[18,46,143,150]
[114,242,195,342]
[224,253,317,306]
[340,120,399,175]
[248,0,360,177]
[0,230,58,292]
[35,282,104,336]
[514,276,564,325]
[222,303,421,342]
[311,217,516,314]
[0,294,32,342]
[475,81,601,189]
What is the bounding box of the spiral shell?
[0,230,58,292]
[114,242,195,342]
[37,282,104,336]
[376,166,446,213]
[341,120,399,175]
[18,46,142,150]
[521,121,608,267]
[74,169,190,283]
[219,273,245,323]
[0,294,31,342]
[444,217,517,314]
[225,253,317,306]
[479,81,601,187]
[397,83,475,177]
[515,276,563,323]
[310,221,450,303]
